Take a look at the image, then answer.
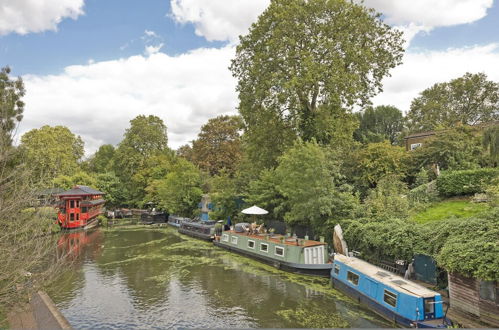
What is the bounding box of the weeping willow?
[483,125,499,166]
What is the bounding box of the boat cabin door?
[423,297,435,319]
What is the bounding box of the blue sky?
[1,0,499,154]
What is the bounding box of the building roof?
[56,185,105,197]
[335,254,437,298]
[81,199,106,206]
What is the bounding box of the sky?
[1,0,499,155]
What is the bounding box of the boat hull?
[331,277,448,328]
[178,227,214,241]
[213,241,333,277]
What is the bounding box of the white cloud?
[169,0,493,47]
[170,0,270,43]
[19,47,238,155]
[362,0,494,45]
[0,0,85,35]
[144,30,158,38]
[372,44,499,112]
[145,43,164,56]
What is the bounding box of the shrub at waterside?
[436,168,499,197]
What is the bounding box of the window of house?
[222,234,229,242]
[69,213,75,222]
[383,289,397,307]
[275,246,285,257]
[231,236,238,245]
[334,264,340,275]
[248,240,255,249]
[76,213,80,221]
[260,243,268,253]
[347,271,359,286]
[70,200,75,208]
[81,207,88,213]
[410,143,422,150]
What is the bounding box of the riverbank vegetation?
[1,0,499,321]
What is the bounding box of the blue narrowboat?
[331,254,450,328]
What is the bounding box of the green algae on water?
[276,303,350,328]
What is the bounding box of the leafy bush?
[436,168,499,197]
[408,180,439,205]
[97,215,108,227]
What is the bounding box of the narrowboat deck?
[215,230,333,277]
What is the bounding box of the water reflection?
[48,227,390,329]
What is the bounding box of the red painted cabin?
[56,185,105,230]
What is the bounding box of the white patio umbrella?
[241,205,268,215]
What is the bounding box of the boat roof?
[226,230,326,248]
[334,254,438,298]
[56,185,105,197]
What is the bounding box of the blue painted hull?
[331,278,448,328]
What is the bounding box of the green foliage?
[343,218,418,261]
[114,115,170,206]
[363,175,409,219]
[231,0,403,168]
[436,168,499,197]
[88,144,115,173]
[135,152,176,206]
[409,126,485,173]
[53,170,97,190]
[485,177,499,207]
[354,105,405,144]
[410,199,489,224]
[408,181,439,205]
[0,66,25,149]
[20,125,84,181]
[353,141,409,191]
[208,170,243,221]
[483,124,499,165]
[407,72,499,132]
[274,140,358,229]
[246,168,288,222]
[95,172,125,208]
[428,210,499,280]
[156,157,203,216]
[190,115,243,176]
[97,215,108,227]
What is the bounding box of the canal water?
[47,226,391,329]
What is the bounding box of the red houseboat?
[56,185,105,230]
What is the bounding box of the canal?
[47,226,391,329]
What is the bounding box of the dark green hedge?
[436,168,499,197]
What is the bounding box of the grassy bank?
[410,199,490,224]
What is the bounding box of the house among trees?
[404,130,437,151]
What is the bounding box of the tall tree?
[274,140,358,230]
[407,72,499,132]
[156,157,203,217]
[0,66,25,150]
[113,115,169,205]
[88,144,115,173]
[354,105,405,144]
[190,115,243,176]
[231,0,404,166]
[20,125,84,181]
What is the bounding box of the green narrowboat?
[213,229,333,277]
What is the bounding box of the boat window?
[248,240,255,249]
[424,299,434,315]
[222,234,229,242]
[275,246,285,257]
[76,213,80,221]
[231,236,238,245]
[334,264,340,275]
[347,271,359,286]
[260,243,268,253]
[383,289,397,307]
[70,200,75,208]
[82,207,88,213]
[69,213,75,222]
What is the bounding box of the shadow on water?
[47,227,391,329]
